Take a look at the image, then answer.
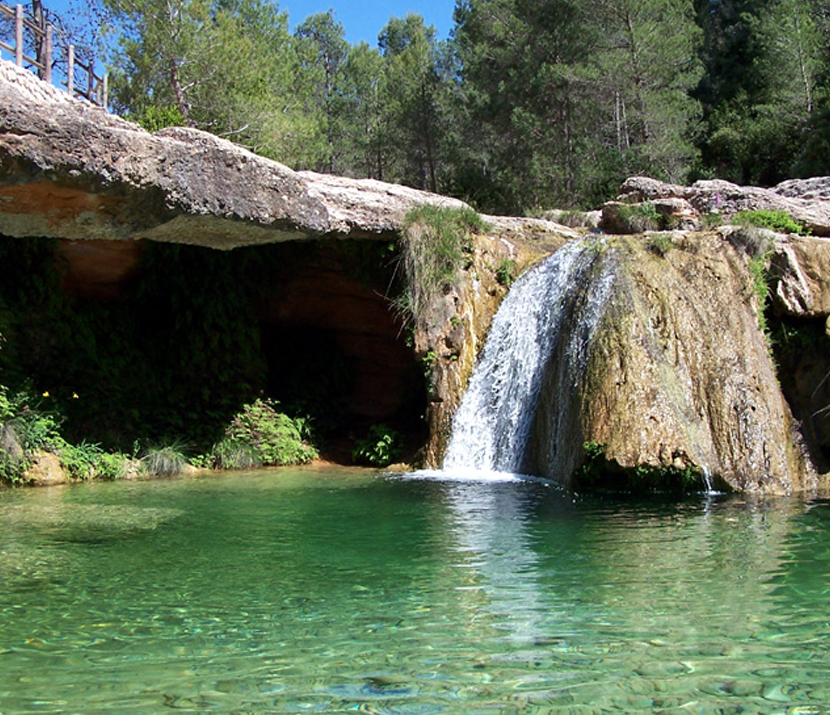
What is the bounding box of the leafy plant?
[215,398,318,468]
[495,259,517,286]
[732,209,809,235]
[352,424,403,467]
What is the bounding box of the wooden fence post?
[14,4,22,66]
[43,25,52,83]
[67,44,74,97]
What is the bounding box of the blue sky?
[44,0,457,46]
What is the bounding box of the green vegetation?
[748,251,774,339]
[732,210,809,236]
[352,424,403,467]
[645,234,675,257]
[616,203,664,233]
[141,444,189,477]
[0,384,133,484]
[395,205,487,323]
[495,259,517,286]
[198,399,317,470]
[574,440,705,492]
[43,0,830,211]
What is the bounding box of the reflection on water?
[1,470,830,711]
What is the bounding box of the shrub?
[352,424,403,467]
[220,398,317,467]
[495,259,517,286]
[395,205,488,323]
[732,209,809,235]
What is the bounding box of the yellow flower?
[72,392,79,399]
[42,391,49,398]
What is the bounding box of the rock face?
[4,59,830,491]
[605,176,830,236]
[524,234,816,494]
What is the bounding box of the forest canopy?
[59,0,830,212]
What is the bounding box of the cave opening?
[0,235,426,462]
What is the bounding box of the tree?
[295,10,349,173]
[104,0,320,165]
[336,41,389,179]
[592,0,703,182]
[379,14,451,192]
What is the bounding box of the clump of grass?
[615,202,663,233]
[395,205,488,323]
[732,209,809,235]
[645,233,674,257]
[209,437,262,470]
[141,443,189,477]
[556,210,590,228]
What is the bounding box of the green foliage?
[131,104,186,132]
[396,205,486,323]
[615,202,664,233]
[0,384,131,484]
[141,444,189,477]
[573,440,704,492]
[748,250,774,339]
[495,259,517,286]
[732,210,809,236]
[352,424,403,467]
[645,234,674,257]
[205,438,262,471]
[218,398,317,468]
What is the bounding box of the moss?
[573,441,705,493]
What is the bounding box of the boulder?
[609,175,830,236]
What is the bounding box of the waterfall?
[443,238,617,476]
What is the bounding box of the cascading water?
[443,238,618,477]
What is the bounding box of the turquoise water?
[1,468,830,712]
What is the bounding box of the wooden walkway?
[0,2,107,107]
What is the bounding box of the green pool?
[1,468,829,712]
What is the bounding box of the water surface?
[1,468,829,711]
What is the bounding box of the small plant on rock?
[732,209,809,236]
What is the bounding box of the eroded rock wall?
[525,233,816,494]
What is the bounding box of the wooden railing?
[0,2,107,108]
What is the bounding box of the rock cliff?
[2,59,830,492]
